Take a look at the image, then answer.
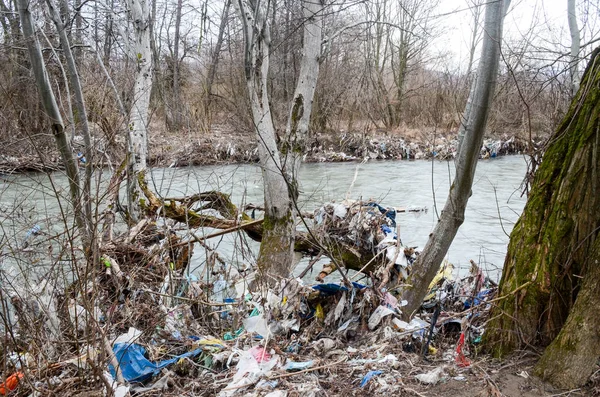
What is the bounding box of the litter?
[360,370,383,387]
[368,305,396,330]
[284,360,314,371]
[221,347,279,395]
[21,224,41,248]
[110,342,203,383]
[0,372,23,395]
[415,367,446,385]
[1,190,502,396]
[455,332,471,367]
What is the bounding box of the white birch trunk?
[567,0,580,97]
[234,0,295,284]
[401,0,510,318]
[126,0,153,221]
[285,0,324,192]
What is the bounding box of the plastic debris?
[367,305,396,330]
[220,347,279,396]
[21,224,41,248]
[0,372,23,395]
[102,371,130,397]
[284,360,314,371]
[360,370,383,387]
[415,367,445,384]
[113,327,143,345]
[249,346,272,363]
[391,318,410,331]
[110,343,203,383]
[455,332,471,367]
[264,391,288,397]
[255,379,279,390]
[243,313,271,338]
[2,189,505,396]
[131,372,172,393]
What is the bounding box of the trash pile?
[1,189,500,396]
[304,132,532,162]
[2,237,497,396]
[308,199,423,280]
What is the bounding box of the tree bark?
[48,0,94,238]
[400,0,509,319]
[17,0,89,245]
[534,238,600,388]
[567,0,580,97]
[486,49,600,388]
[234,0,295,285]
[103,0,114,67]
[283,0,324,194]
[171,0,183,130]
[205,0,230,106]
[126,0,153,222]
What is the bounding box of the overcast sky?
[431,0,598,71]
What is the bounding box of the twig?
[298,252,324,279]
[268,357,347,380]
[350,249,386,280]
[402,386,428,397]
[221,357,347,391]
[171,219,264,248]
[546,389,582,397]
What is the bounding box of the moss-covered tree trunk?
[486,48,600,388]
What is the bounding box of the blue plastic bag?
[360,370,383,387]
[109,343,202,383]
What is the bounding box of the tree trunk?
[234,0,295,285]
[534,238,600,388]
[400,0,509,319]
[284,0,324,193]
[126,0,153,222]
[17,0,89,244]
[103,0,114,67]
[205,0,230,106]
[171,0,183,130]
[567,0,580,97]
[48,0,94,239]
[486,48,600,388]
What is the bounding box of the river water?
[0,156,527,283]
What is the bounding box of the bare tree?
[465,0,484,79]
[232,0,327,284]
[171,0,184,129]
[17,0,90,244]
[205,0,231,105]
[283,0,324,193]
[234,0,295,284]
[401,0,511,318]
[568,0,581,96]
[360,0,440,128]
[46,0,94,235]
[126,0,153,221]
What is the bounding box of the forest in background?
[0,0,596,166]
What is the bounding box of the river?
[0,156,528,284]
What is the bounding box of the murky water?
[0,156,528,283]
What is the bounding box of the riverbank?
[0,129,539,174]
